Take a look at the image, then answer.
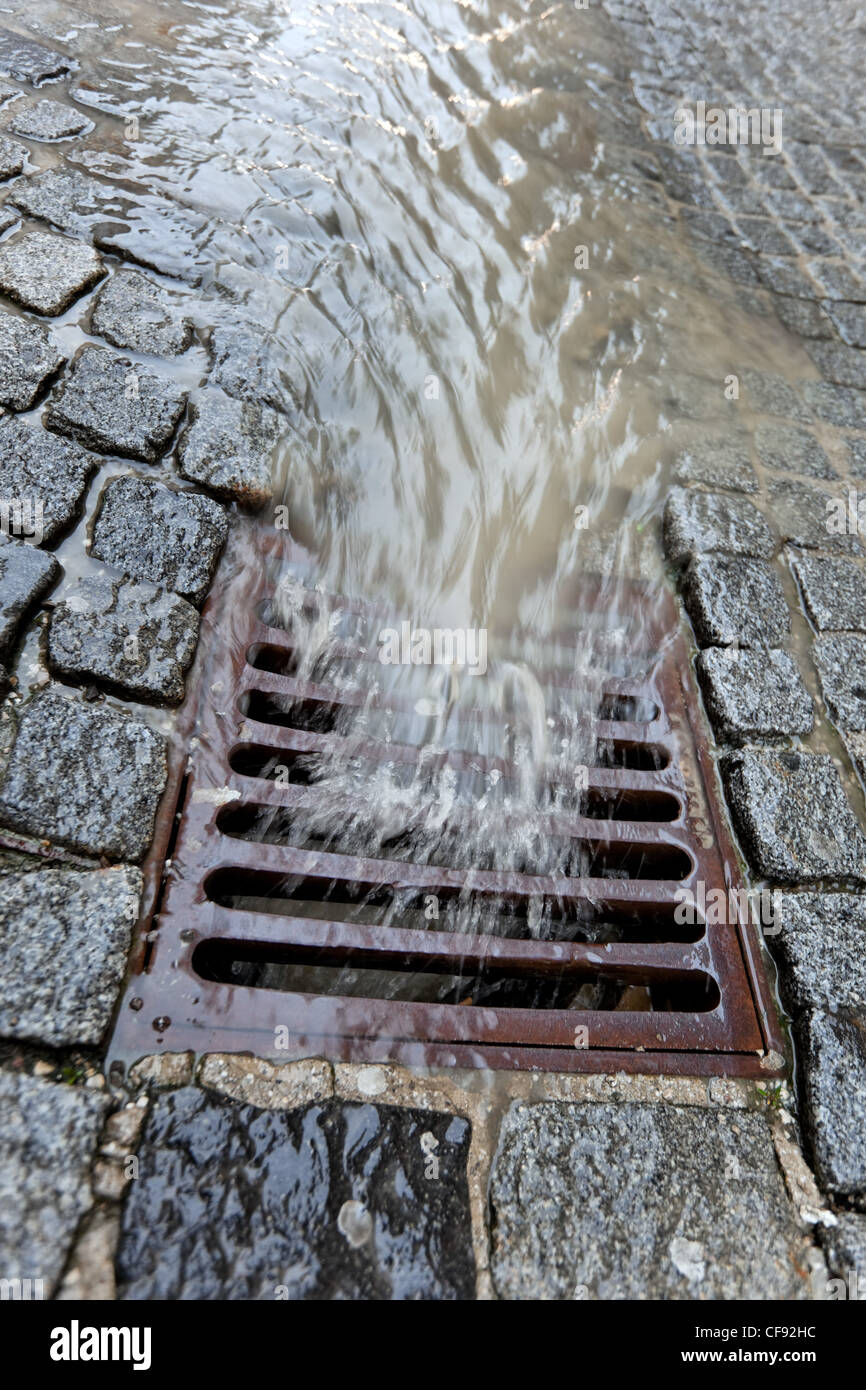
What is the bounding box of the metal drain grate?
[112,534,783,1076]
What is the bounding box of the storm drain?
[112,536,783,1076]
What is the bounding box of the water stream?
[28,0,824,1011]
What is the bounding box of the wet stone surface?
[696,648,813,745]
[91,476,227,607]
[800,1009,866,1208]
[663,487,774,566]
[178,389,280,507]
[0,866,141,1045]
[116,1090,475,1300]
[0,416,98,544]
[0,687,167,861]
[489,1102,809,1300]
[741,369,811,423]
[671,435,758,493]
[804,382,866,432]
[0,229,103,315]
[0,536,60,665]
[721,749,866,885]
[0,132,26,178]
[90,269,195,357]
[774,294,835,340]
[0,1068,106,1298]
[770,479,861,555]
[791,554,866,632]
[7,98,91,141]
[45,346,187,463]
[659,371,731,423]
[819,1213,866,1292]
[8,166,126,234]
[813,633,866,730]
[0,307,64,410]
[770,894,866,1016]
[96,203,209,286]
[48,573,200,705]
[754,422,836,480]
[806,341,866,391]
[680,554,791,649]
[827,301,866,348]
[0,31,74,85]
[208,320,285,409]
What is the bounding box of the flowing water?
[39,0,821,1006]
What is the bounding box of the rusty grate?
[111,532,783,1076]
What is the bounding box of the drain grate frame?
[111,532,784,1077]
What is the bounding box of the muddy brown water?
[17,1,828,1037]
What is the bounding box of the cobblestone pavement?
[1,0,866,1301]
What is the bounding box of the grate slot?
[202,875,706,944]
[191,940,719,1013]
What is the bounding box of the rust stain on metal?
[111,530,784,1076]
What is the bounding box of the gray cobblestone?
[819,1213,866,1291]
[8,167,124,235]
[208,320,284,410]
[671,435,758,493]
[7,98,91,141]
[826,301,866,348]
[91,270,194,357]
[805,341,866,390]
[48,573,200,705]
[0,1069,107,1298]
[0,688,167,862]
[721,749,866,884]
[91,476,227,607]
[696,648,813,745]
[0,537,60,665]
[0,866,141,1045]
[489,1102,809,1300]
[770,895,866,1016]
[803,381,866,430]
[754,422,836,480]
[117,1090,475,1300]
[808,260,866,303]
[0,307,63,410]
[0,230,103,315]
[800,1009,866,1209]
[0,418,97,545]
[178,388,279,507]
[663,487,774,566]
[681,554,790,649]
[813,634,866,730]
[0,132,26,178]
[791,554,866,632]
[741,369,811,422]
[0,31,73,85]
[769,479,861,555]
[773,295,835,340]
[45,346,187,463]
[96,204,208,287]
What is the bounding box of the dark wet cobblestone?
[116,1090,475,1301]
[45,345,187,462]
[47,572,200,704]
